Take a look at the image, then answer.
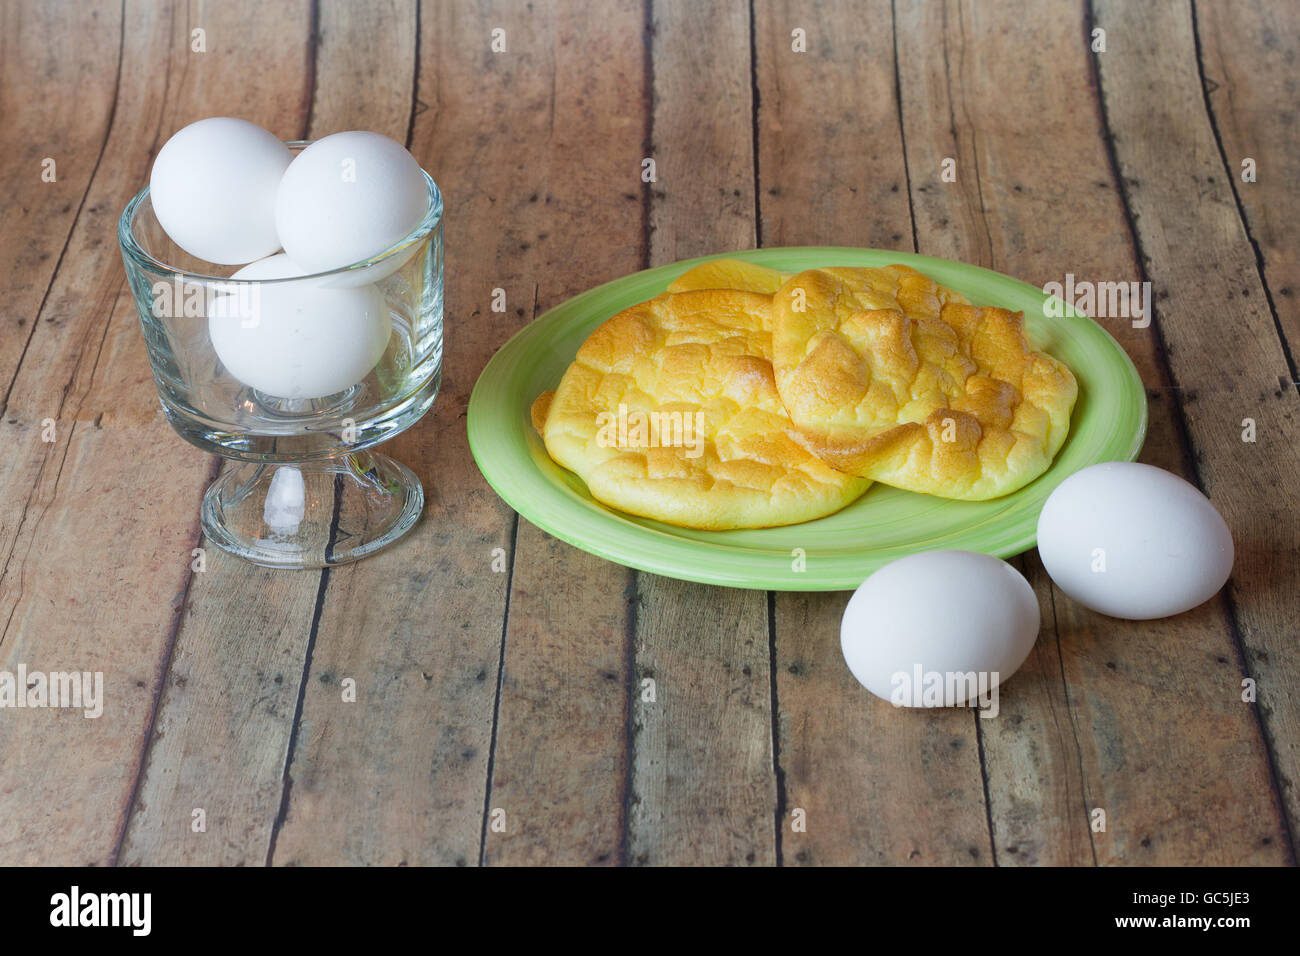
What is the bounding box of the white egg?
[208,253,391,400]
[1036,461,1233,620]
[274,131,427,281]
[840,550,1040,707]
[150,117,292,265]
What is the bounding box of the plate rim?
[467,246,1148,590]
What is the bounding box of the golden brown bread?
[667,259,790,295]
[530,390,554,433]
[535,288,869,529]
[771,265,1077,500]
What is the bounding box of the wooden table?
[1,0,1295,867]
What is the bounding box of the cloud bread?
[666,259,791,295]
[535,288,870,530]
[771,265,1078,500]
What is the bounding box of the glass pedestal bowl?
[118,143,444,568]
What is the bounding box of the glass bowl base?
[201,451,423,569]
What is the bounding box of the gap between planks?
[1086,0,1297,861]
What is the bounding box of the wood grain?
[308,0,417,139]
[0,0,317,866]
[117,546,322,865]
[480,0,647,866]
[0,0,121,392]
[1194,7,1300,837]
[1093,0,1297,861]
[1195,0,1300,350]
[896,0,1290,865]
[894,0,1123,867]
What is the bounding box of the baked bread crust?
[772,265,1078,500]
[666,259,790,295]
[536,288,869,529]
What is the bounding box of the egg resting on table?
[841,549,1040,706]
[1036,461,1234,620]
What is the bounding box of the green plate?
[467,247,1147,590]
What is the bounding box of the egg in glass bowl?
[119,120,444,568]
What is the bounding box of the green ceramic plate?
[468,247,1147,590]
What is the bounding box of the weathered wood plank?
[116,546,322,865]
[308,0,417,139]
[1092,0,1298,861]
[758,0,991,865]
[470,0,648,866]
[894,0,1116,866]
[774,594,993,865]
[105,0,322,866]
[0,0,313,864]
[897,0,1290,865]
[1195,0,1300,351]
[0,300,202,865]
[624,0,776,867]
[0,0,121,395]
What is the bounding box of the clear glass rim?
[117,139,444,283]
